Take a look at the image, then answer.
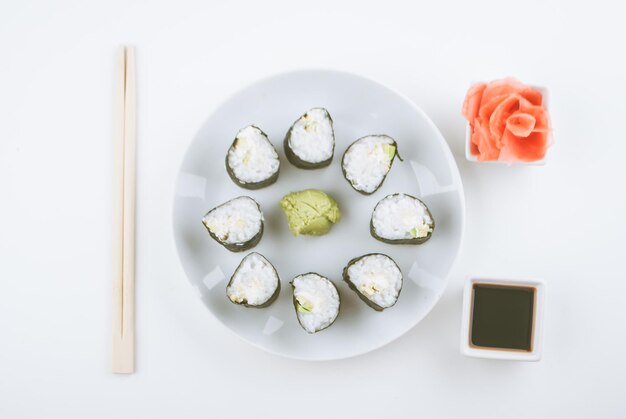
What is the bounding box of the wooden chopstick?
[112,46,136,374]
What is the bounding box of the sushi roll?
[342,253,403,311]
[227,252,280,308]
[202,196,264,252]
[291,273,340,334]
[283,108,335,169]
[370,193,434,244]
[226,125,280,189]
[341,135,401,194]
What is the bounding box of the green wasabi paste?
[279,189,341,236]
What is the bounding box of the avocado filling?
[296,296,313,313]
[410,223,432,239]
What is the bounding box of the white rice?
[287,108,334,163]
[343,135,396,193]
[227,125,279,183]
[292,273,340,333]
[346,254,402,308]
[372,194,433,240]
[227,253,278,305]
[202,197,263,244]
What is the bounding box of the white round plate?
[173,70,465,360]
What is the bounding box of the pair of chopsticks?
[112,46,136,374]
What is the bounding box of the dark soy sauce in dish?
[470,284,535,351]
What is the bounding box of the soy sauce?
[470,284,535,351]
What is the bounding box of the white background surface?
[1,0,625,417]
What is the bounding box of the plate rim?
[172,68,466,361]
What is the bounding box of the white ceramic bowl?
[173,70,465,360]
[465,85,549,165]
[460,277,546,361]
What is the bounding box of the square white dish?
[465,85,550,165]
[460,276,545,361]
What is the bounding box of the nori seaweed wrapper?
[283,109,334,169]
[227,252,281,308]
[202,197,264,252]
[342,253,403,311]
[225,125,280,190]
[370,193,434,245]
[290,273,341,333]
[341,136,402,195]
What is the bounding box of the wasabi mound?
[279,189,341,236]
